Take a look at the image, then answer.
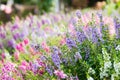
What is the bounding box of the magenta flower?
[54,70,67,79]
[23,38,29,45]
[0,73,14,80]
[1,53,5,59]
[15,43,24,52]
[41,41,50,53]
[19,61,30,73]
[1,62,15,73]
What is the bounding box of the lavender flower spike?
[66,38,77,49]
[76,10,81,18]
[46,65,53,76]
[76,31,86,44]
[51,53,61,69]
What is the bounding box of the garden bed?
[0,10,120,80]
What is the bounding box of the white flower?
[100,48,112,79]
[88,76,94,80]
[100,70,108,79]
[114,62,120,74]
[88,68,95,74]
[104,61,112,70]
[115,45,120,51]
[102,48,110,61]
[111,74,118,80]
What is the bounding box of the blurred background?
[0,0,120,23]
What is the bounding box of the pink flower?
[23,38,29,45]
[19,42,24,47]
[2,62,15,73]
[19,61,29,73]
[38,70,44,76]
[44,27,52,32]
[41,41,50,53]
[4,5,12,14]
[1,53,5,59]
[60,38,66,45]
[21,61,28,66]
[54,70,67,79]
[69,23,76,36]
[16,44,24,52]
[19,65,26,73]
[41,41,47,47]
[44,46,50,53]
[14,52,19,60]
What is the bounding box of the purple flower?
[40,55,47,61]
[66,38,77,49]
[85,47,90,60]
[46,65,53,76]
[92,28,98,43]
[97,12,102,22]
[114,18,120,39]
[20,27,29,39]
[32,63,39,74]
[51,53,61,68]
[76,31,86,43]
[75,75,79,80]
[13,33,20,40]
[76,10,81,18]
[71,18,77,26]
[31,43,41,52]
[53,16,59,22]
[37,21,41,28]
[0,43,3,49]
[41,19,46,25]
[52,46,62,55]
[61,58,68,65]
[7,39,15,47]
[29,62,39,74]
[97,13,104,40]
[11,24,19,31]
[0,33,6,39]
[74,52,82,62]
[84,27,92,40]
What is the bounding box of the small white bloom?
[88,76,94,80]
[102,48,110,61]
[100,71,108,79]
[88,68,95,74]
[114,62,120,74]
[115,45,120,51]
[104,61,112,70]
[111,74,118,80]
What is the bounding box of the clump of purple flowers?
[46,65,53,76]
[91,28,99,43]
[114,18,120,39]
[51,52,61,69]
[66,38,77,49]
[76,31,86,44]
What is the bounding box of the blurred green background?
[0,0,120,23]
